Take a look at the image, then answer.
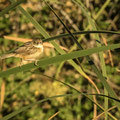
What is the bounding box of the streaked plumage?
[0,38,44,65]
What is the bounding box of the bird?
[0,38,44,66]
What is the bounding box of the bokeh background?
[0,0,120,119]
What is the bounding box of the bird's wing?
[14,42,33,55]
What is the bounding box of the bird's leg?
[19,58,23,68]
[24,59,39,66]
[34,60,39,66]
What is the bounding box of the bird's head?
[32,38,43,48]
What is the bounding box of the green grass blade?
[86,93,120,103]
[0,0,25,16]
[0,43,120,77]
[43,30,120,42]
[43,0,83,50]
[38,73,120,103]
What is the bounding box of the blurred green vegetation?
[0,0,120,120]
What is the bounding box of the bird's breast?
[16,47,44,60]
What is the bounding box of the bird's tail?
[0,53,15,60]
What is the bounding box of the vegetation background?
[0,0,120,120]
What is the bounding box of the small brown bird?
[0,38,44,66]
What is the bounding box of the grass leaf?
[0,0,26,16]
[0,43,120,77]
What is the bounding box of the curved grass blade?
[86,93,120,103]
[43,30,120,42]
[35,73,117,120]
[37,72,120,103]
[0,0,26,16]
[0,93,79,120]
